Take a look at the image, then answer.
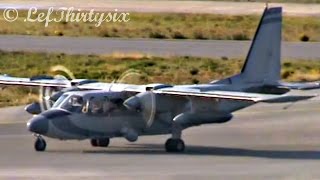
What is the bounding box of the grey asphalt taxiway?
[1,35,320,59]
[1,95,320,179]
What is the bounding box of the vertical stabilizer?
[214,7,282,85]
[241,7,282,83]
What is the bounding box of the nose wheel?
[90,138,110,147]
[34,136,46,151]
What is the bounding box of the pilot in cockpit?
[91,99,103,114]
[68,96,84,113]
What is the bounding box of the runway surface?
[1,0,320,16]
[1,95,320,179]
[1,35,320,59]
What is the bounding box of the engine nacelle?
[173,112,233,129]
[121,127,138,142]
[25,102,42,115]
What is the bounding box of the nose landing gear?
[90,138,110,147]
[34,136,46,151]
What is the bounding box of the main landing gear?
[165,138,185,152]
[90,138,110,147]
[165,123,185,152]
[34,136,46,151]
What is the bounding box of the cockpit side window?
[60,95,84,113]
[91,97,103,114]
[82,97,102,115]
[82,96,122,116]
[102,97,118,114]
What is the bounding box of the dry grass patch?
[0,10,319,41]
[0,51,320,107]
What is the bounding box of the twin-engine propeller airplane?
[0,7,319,152]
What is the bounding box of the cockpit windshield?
[52,94,69,108]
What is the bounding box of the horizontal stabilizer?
[279,82,320,90]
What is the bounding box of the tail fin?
[215,7,282,85]
[241,7,282,83]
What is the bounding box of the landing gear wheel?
[97,138,110,147]
[91,138,110,147]
[165,138,185,152]
[90,139,98,147]
[35,137,46,151]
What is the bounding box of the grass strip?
[0,10,319,41]
[0,51,320,107]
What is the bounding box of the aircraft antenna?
[265,1,269,9]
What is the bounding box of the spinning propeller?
[38,65,76,112]
[124,91,157,128]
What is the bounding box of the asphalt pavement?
[1,99,320,179]
[1,35,320,59]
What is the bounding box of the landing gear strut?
[90,138,110,147]
[165,123,185,152]
[34,136,46,151]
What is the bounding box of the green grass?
[0,10,319,41]
[1,51,320,107]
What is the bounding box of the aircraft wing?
[0,75,71,87]
[0,74,148,94]
[0,74,317,103]
[152,88,315,103]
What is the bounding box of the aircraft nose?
[27,115,49,135]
